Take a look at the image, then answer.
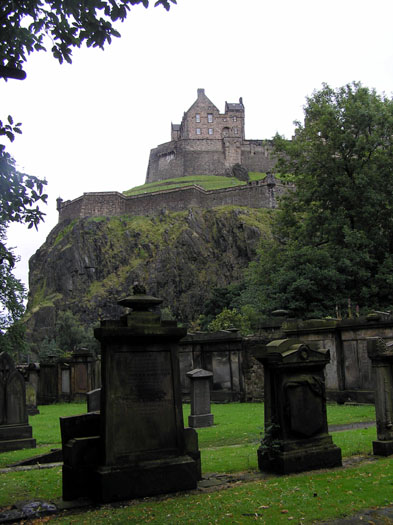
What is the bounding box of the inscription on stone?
[106,348,177,462]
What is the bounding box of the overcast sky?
[3,0,393,290]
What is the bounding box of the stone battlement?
[57,177,292,222]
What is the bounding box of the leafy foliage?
[0,119,48,332]
[242,82,393,318]
[208,307,251,335]
[39,310,99,359]
[0,0,176,68]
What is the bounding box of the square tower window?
[208,128,213,135]
[233,116,237,122]
[196,114,200,123]
[208,113,213,123]
[234,127,238,134]
[196,128,201,135]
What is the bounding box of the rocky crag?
[26,206,273,347]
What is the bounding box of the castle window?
[196,128,201,135]
[208,128,213,135]
[208,113,213,123]
[233,116,237,122]
[234,127,238,134]
[196,114,200,123]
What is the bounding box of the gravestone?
[86,387,101,412]
[0,352,36,452]
[367,338,393,456]
[61,289,200,502]
[186,368,214,428]
[253,339,341,474]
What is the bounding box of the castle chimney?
[239,97,243,105]
[197,88,205,97]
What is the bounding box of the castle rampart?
[57,178,291,223]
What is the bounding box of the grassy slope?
[123,173,267,196]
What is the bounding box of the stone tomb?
[61,292,200,502]
[253,339,341,474]
[187,368,214,428]
[367,338,393,456]
[0,352,36,452]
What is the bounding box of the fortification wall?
[146,137,278,183]
[58,180,292,222]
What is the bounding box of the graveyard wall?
[57,180,291,222]
[284,316,393,403]
[179,331,244,402]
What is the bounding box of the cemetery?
[1,291,393,523]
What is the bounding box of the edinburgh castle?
[57,89,286,222]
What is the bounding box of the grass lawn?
[0,402,380,523]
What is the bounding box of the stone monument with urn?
[61,287,200,502]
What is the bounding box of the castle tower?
[146,89,274,184]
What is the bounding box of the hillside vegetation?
[26,206,274,349]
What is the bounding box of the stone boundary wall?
[58,180,292,222]
[283,316,393,403]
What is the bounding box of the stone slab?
[188,413,214,428]
[94,455,198,503]
[258,443,342,475]
[372,439,393,456]
[0,424,33,440]
[0,437,36,453]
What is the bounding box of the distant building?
[146,89,276,183]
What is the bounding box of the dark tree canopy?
[0,0,176,68]
[242,82,393,318]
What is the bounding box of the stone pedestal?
[61,291,200,503]
[367,338,393,456]
[253,339,341,474]
[0,352,36,452]
[187,369,214,428]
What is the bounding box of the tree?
[243,82,393,318]
[0,0,175,333]
[0,119,48,332]
[0,0,176,68]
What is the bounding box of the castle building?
[146,89,276,184]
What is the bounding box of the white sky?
[2,0,393,290]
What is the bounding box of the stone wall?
[146,138,276,183]
[284,316,393,403]
[58,179,291,222]
[179,331,244,402]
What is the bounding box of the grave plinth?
[253,339,341,474]
[61,291,200,502]
[187,369,214,428]
[0,352,36,452]
[367,338,393,456]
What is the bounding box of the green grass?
[123,174,267,196]
[48,457,393,524]
[0,402,379,521]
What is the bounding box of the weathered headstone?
[0,352,36,452]
[187,368,214,428]
[61,290,200,502]
[86,387,101,412]
[253,338,341,474]
[367,337,393,456]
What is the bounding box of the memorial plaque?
[104,347,178,464]
[61,369,70,394]
[75,364,88,391]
